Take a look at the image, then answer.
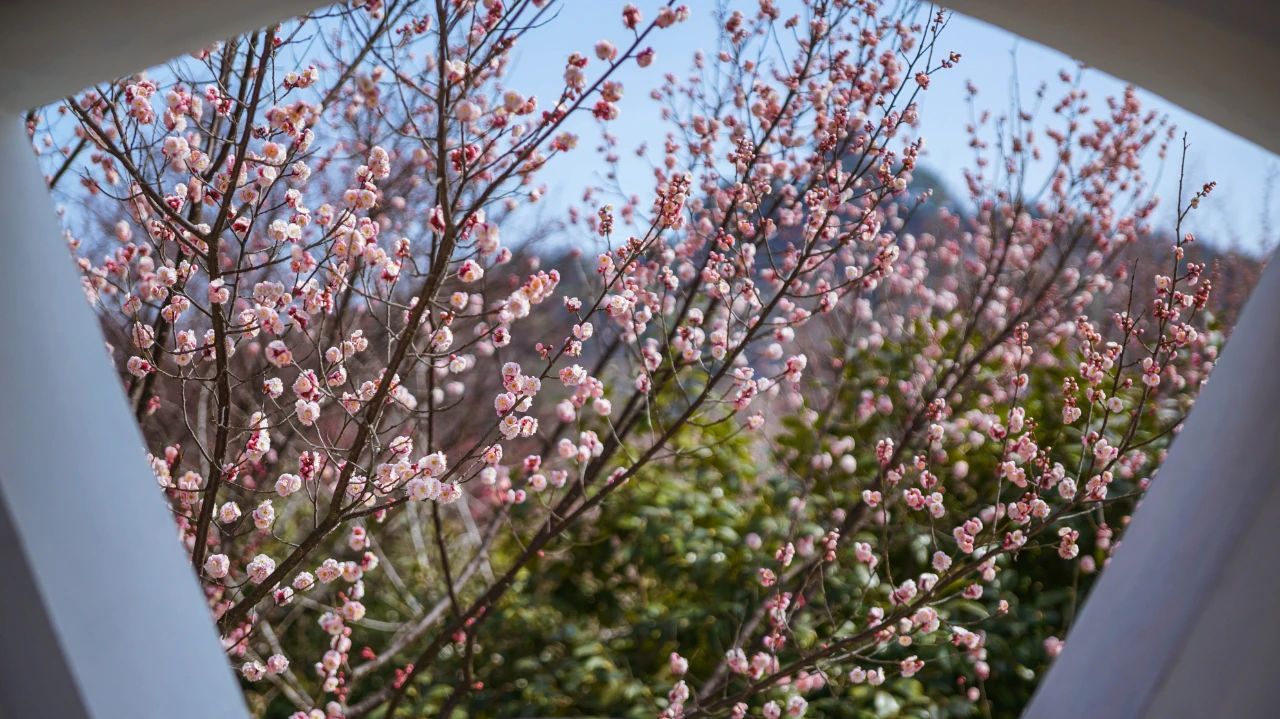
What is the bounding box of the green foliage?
[380,308,1214,718]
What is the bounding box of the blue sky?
[913,11,1280,255]
[508,2,1279,255]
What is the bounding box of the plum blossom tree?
[28,0,1233,716]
